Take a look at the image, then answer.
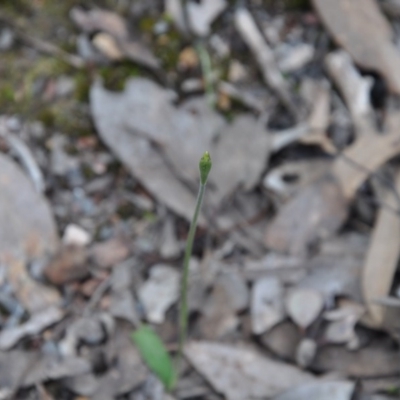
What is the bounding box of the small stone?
[63,224,91,246]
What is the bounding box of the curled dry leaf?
[286,288,324,329]
[313,0,400,94]
[361,169,400,329]
[185,341,315,400]
[300,80,334,152]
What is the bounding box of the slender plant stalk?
[178,151,212,367]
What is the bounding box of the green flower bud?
[199,151,212,185]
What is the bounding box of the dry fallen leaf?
[325,51,373,134]
[234,7,297,117]
[298,233,368,303]
[266,111,400,255]
[251,277,286,334]
[91,78,270,220]
[0,153,58,264]
[273,381,355,400]
[185,341,315,400]
[263,159,331,201]
[0,306,64,350]
[44,245,89,285]
[211,115,270,205]
[166,0,227,37]
[7,258,61,314]
[265,175,348,255]
[0,350,90,391]
[312,338,400,377]
[324,299,365,347]
[90,237,131,269]
[361,169,400,328]
[138,264,180,324]
[261,321,301,361]
[286,288,324,329]
[313,0,400,94]
[90,80,200,223]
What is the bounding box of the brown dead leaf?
[185,341,315,400]
[44,245,89,285]
[313,0,400,94]
[361,169,400,328]
[0,153,58,263]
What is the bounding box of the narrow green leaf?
[132,325,177,390]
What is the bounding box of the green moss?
[37,107,56,127]
[154,30,182,71]
[74,71,91,102]
[99,62,141,91]
[139,16,156,34]
[116,202,135,219]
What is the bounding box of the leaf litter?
[1,0,400,398]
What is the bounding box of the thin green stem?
[178,182,206,366]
